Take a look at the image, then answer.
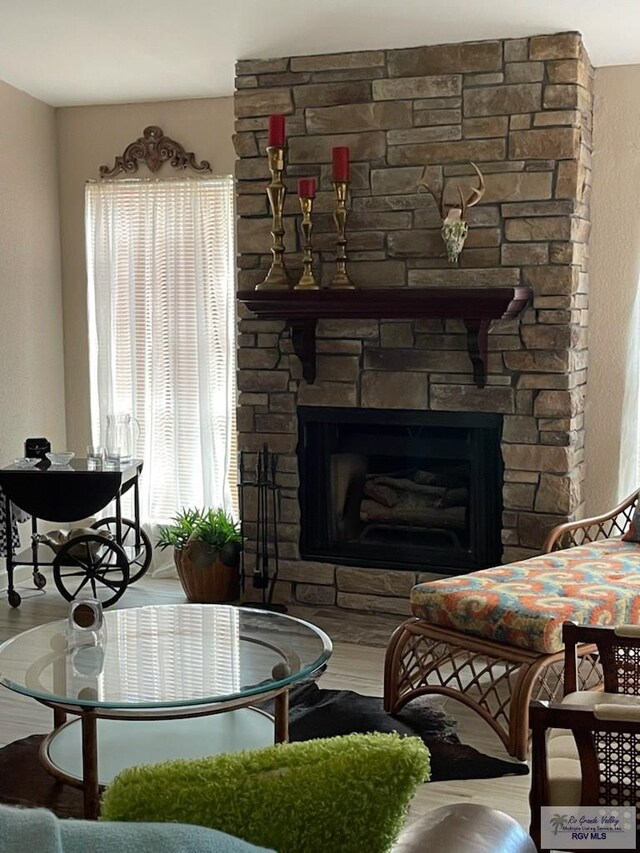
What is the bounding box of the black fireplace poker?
[238,444,285,613]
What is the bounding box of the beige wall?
[56,97,235,453]
[585,66,640,514]
[0,80,66,461]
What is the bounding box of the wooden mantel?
[237,286,532,389]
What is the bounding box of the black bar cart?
[0,458,152,608]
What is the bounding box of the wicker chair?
[384,489,640,760]
[529,622,640,852]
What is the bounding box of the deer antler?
[417,165,445,219]
[419,163,485,220]
[458,162,486,218]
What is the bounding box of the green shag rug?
[101,732,429,853]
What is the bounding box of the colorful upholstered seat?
[410,539,640,653]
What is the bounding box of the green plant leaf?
[156,507,242,552]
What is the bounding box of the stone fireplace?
[234,32,593,614]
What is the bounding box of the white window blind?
[85,177,237,524]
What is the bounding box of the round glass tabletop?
[0,604,332,710]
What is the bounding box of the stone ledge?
[336,567,417,597]
[337,591,412,616]
[277,561,336,585]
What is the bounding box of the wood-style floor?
[0,575,532,831]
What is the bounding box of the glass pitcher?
[105,414,140,464]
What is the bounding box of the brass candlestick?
[329,180,356,290]
[295,195,319,290]
[257,146,290,290]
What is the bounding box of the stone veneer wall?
[234,32,593,615]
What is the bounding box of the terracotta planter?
[174,540,240,603]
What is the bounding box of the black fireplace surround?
[298,407,503,575]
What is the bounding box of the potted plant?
[157,508,242,603]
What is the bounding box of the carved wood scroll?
[99,126,211,177]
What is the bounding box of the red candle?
[297,178,317,198]
[268,114,286,147]
[332,146,350,182]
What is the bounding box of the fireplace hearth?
[298,407,503,574]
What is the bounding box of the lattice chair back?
[544,489,639,552]
[588,726,640,809]
[530,700,640,852]
[563,622,640,697]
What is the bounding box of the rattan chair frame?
[544,489,639,552]
[384,491,640,761]
[384,619,600,760]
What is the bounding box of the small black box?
[25,438,51,459]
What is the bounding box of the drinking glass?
[104,450,121,469]
[87,445,105,470]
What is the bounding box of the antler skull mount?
[417,162,486,264]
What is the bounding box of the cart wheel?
[33,572,47,590]
[91,517,152,584]
[8,590,21,608]
[52,534,130,608]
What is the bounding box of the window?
[85,177,236,524]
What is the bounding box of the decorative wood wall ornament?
[99,126,212,178]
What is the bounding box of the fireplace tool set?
[238,445,285,612]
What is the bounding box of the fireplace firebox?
[298,407,503,574]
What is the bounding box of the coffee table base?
[41,708,275,789]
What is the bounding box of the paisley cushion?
[410,539,640,653]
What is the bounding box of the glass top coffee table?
[0,604,332,818]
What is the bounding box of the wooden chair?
[562,621,640,698]
[529,622,640,852]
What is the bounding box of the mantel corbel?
[288,320,318,384]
